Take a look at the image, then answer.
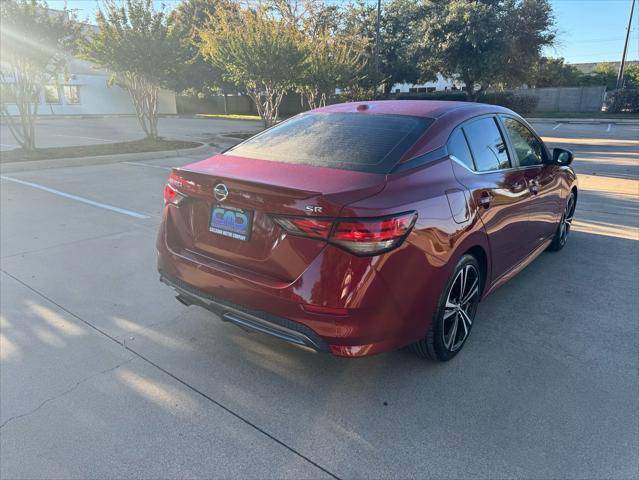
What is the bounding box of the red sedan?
[157,100,577,360]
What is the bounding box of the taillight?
[163,171,186,205]
[272,212,417,256]
[332,213,417,255]
[272,217,332,239]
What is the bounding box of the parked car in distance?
[157,100,577,361]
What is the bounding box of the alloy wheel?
[442,264,480,352]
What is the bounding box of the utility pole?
[616,0,636,89]
[374,0,381,99]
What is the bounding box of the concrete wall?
[514,86,606,112]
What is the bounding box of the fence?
[513,86,606,112]
[177,85,608,116]
[176,93,313,116]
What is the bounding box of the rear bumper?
[160,271,329,353]
[157,212,447,357]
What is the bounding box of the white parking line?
[552,123,562,130]
[51,134,117,143]
[121,161,172,170]
[0,176,150,219]
[607,123,612,132]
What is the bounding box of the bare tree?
[0,0,78,150]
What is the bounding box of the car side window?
[447,129,475,170]
[462,117,511,172]
[503,118,545,167]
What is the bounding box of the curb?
[0,143,217,174]
[526,117,639,125]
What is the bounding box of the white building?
[391,74,465,94]
[1,59,177,117]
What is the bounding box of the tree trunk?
[466,84,479,102]
[223,93,228,115]
[249,84,286,128]
[126,76,160,140]
[0,65,46,150]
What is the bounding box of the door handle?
[479,191,492,209]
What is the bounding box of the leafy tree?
[420,0,555,100]
[80,0,182,139]
[591,63,619,90]
[344,0,431,94]
[169,0,238,112]
[624,64,639,89]
[574,63,639,90]
[299,33,366,109]
[498,0,556,88]
[532,57,582,87]
[0,0,78,150]
[198,6,307,126]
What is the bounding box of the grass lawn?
[526,111,639,120]
[0,138,201,163]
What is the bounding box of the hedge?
[604,89,639,113]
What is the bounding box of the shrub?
[477,92,538,114]
[511,94,539,114]
[393,92,468,101]
[604,89,639,113]
[479,91,516,109]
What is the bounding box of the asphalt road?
[1,119,637,479]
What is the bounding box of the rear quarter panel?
[338,157,491,344]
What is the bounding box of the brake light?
[272,217,332,239]
[163,184,178,204]
[272,212,417,256]
[164,172,187,205]
[332,213,416,255]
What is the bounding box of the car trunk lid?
[164,153,386,282]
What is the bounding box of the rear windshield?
[225,112,433,173]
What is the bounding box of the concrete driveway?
[0,121,637,479]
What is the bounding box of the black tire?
[411,254,482,361]
[548,191,576,252]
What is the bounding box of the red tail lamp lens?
[163,184,178,204]
[272,217,333,239]
[333,215,415,242]
[272,212,417,256]
[164,172,186,205]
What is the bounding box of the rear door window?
[463,117,511,172]
[225,112,433,173]
[447,129,475,170]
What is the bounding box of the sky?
[47,0,638,65]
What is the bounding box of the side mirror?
[552,148,574,166]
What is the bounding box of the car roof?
[314,99,512,120]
